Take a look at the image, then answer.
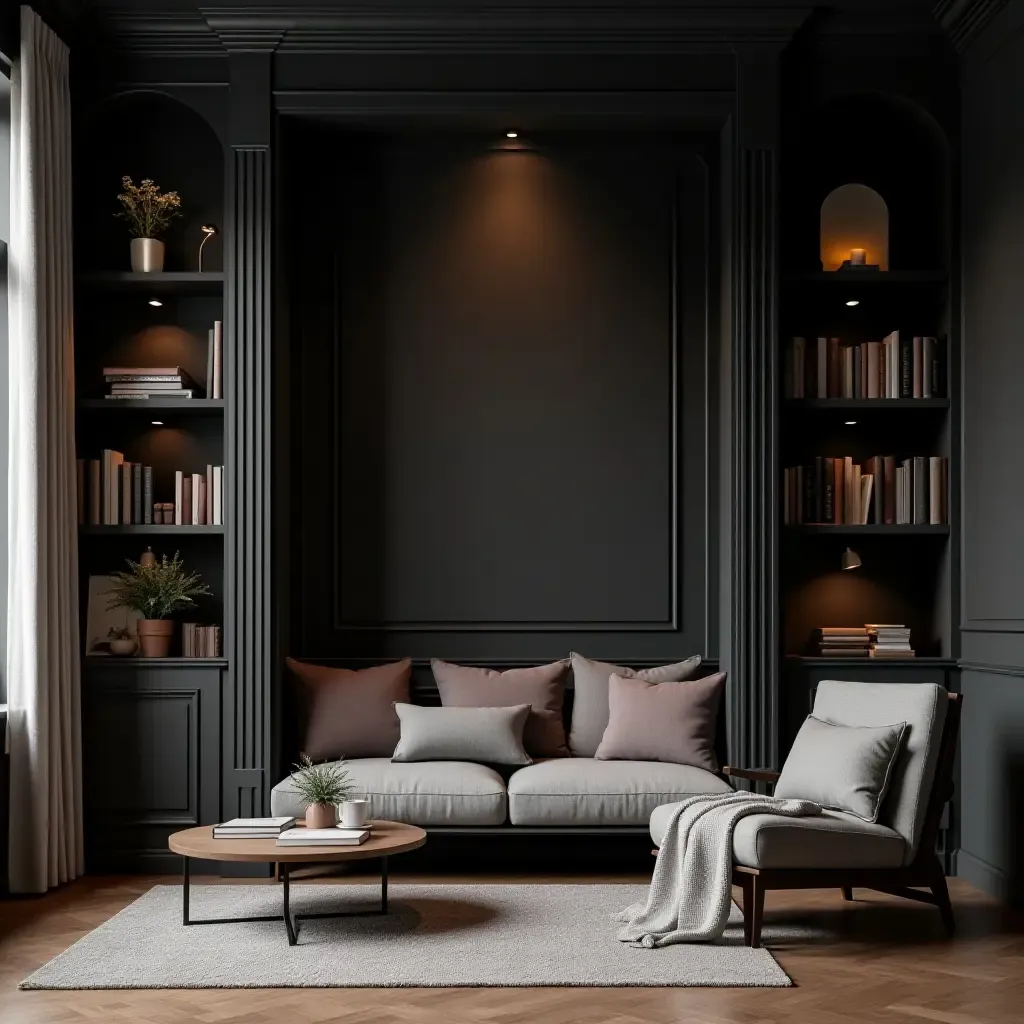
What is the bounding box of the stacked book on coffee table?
[813,626,871,657]
[277,828,369,846]
[867,623,915,658]
[213,817,295,839]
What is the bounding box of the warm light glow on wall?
[820,183,889,271]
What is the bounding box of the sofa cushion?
[432,658,570,758]
[595,672,725,770]
[285,657,411,760]
[508,758,730,826]
[392,703,532,765]
[568,653,702,757]
[270,758,507,826]
[648,803,905,869]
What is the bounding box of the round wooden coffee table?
[168,820,426,945]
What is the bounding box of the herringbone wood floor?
[1,872,1022,1024]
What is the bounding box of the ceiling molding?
[86,4,814,56]
[934,0,1010,50]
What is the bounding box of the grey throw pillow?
[775,715,907,822]
[568,652,703,756]
[391,703,532,765]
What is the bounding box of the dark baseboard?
[955,848,1007,900]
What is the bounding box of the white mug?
[340,799,369,828]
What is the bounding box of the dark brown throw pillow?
[594,671,726,771]
[431,658,571,758]
[286,657,411,760]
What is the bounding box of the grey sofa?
[271,757,731,831]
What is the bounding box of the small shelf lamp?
[198,224,218,272]
[842,547,862,571]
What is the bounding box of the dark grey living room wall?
[958,0,1024,906]
[288,129,715,667]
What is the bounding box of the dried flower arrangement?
[115,176,182,239]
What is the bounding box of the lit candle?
[850,248,867,266]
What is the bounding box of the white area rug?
[22,883,798,989]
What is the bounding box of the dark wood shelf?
[785,270,947,286]
[78,398,224,413]
[78,271,224,295]
[785,398,949,410]
[84,656,228,668]
[785,524,950,535]
[80,525,224,535]
[785,655,955,667]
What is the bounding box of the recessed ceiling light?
[151,420,164,426]
[845,299,859,307]
[845,420,857,426]
[148,298,162,307]
[506,130,518,139]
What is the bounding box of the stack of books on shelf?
[174,468,225,526]
[868,623,915,658]
[783,455,948,525]
[213,816,295,839]
[104,365,199,400]
[76,454,225,526]
[814,626,871,657]
[277,827,369,847]
[102,321,222,400]
[784,332,942,399]
[182,623,222,658]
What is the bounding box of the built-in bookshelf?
[778,92,956,681]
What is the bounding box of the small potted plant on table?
[106,551,210,658]
[116,176,181,272]
[289,754,353,830]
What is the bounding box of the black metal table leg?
[283,864,297,946]
[381,856,388,912]
[182,856,190,925]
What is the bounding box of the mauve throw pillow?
[286,657,411,760]
[594,672,726,770]
[568,652,703,757]
[432,659,570,758]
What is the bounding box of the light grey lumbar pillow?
[391,703,532,765]
[775,715,907,822]
[568,652,703,757]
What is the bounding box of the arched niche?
[783,92,950,273]
[75,91,225,273]
[820,183,889,271]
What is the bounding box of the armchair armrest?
[723,766,781,784]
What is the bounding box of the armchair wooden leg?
[738,876,753,946]
[841,886,854,901]
[930,867,955,937]
[745,875,765,948]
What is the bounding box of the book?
[276,828,370,846]
[212,466,224,525]
[183,475,193,526]
[143,466,153,524]
[214,816,295,838]
[206,327,215,399]
[174,471,184,525]
[110,381,192,391]
[76,460,86,525]
[104,390,196,400]
[816,337,828,398]
[88,460,101,525]
[212,320,223,400]
[191,472,203,525]
[103,366,191,378]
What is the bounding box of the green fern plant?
[289,754,353,807]
[106,551,211,620]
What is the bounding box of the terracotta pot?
[305,803,338,830]
[137,619,174,658]
[130,237,165,273]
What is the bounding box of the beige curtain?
[7,5,82,893]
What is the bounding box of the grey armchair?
[650,681,962,948]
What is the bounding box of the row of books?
[812,625,914,659]
[174,468,225,526]
[783,456,948,525]
[182,623,222,658]
[76,451,225,526]
[103,322,222,400]
[784,333,941,399]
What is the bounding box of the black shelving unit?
[78,271,225,294]
[786,524,950,536]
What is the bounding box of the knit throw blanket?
[616,792,822,948]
